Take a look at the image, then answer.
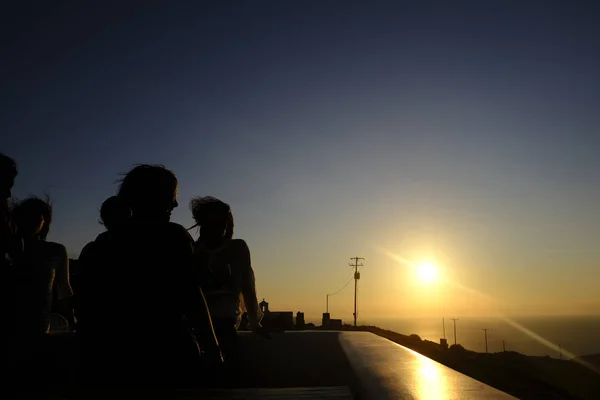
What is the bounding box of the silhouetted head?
[100,195,131,231]
[117,164,178,222]
[0,153,17,201]
[190,196,233,241]
[13,197,52,240]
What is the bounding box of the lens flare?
[378,246,600,375]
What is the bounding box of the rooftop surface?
[15,331,515,399]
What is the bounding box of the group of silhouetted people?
[1,152,264,389]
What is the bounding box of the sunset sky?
[3,1,599,321]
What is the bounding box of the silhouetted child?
[76,196,131,326]
[100,195,132,231]
[79,195,131,259]
[190,196,264,363]
[78,165,221,388]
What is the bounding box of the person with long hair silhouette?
[11,197,73,337]
[190,196,264,362]
[79,165,221,388]
[7,196,73,388]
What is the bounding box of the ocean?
[306,315,600,357]
[357,315,600,357]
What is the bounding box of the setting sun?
[416,261,438,283]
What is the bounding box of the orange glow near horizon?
[380,247,600,375]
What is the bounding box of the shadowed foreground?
[14,331,515,399]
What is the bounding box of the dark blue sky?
[3,1,599,316]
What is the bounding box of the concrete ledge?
[234,331,359,390]
[339,332,516,399]
[176,386,353,399]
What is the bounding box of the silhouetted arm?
[236,239,263,331]
[78,241,95,266]
[173,227,221,359]
[1,207,23,267]
[49,242,74,326]
[51,243,73,300]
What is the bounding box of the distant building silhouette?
[260,299,269,314]
[322,312,331,327]
[296,312,305,330]
[440,338,449,349]
[321,313,342,330]
[329,319,342,330]
[259,299,294,331]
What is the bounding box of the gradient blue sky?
[3,1,599,320]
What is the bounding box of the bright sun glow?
[417,261,438,283]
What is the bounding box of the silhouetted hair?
[225,212,234,239]
[117,164,177,211]
[100,195,131,230]
[0,153,17,177]
[12,196,52,240]
[190,196,233,238]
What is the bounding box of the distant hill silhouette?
[573,353,600,366]
[345,325,600,400]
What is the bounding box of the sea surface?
[309,315,600,357]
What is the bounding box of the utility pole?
[350,257,364,327]
[503,340,506,352]
[450,318,459,345]
[442,317,446,339]
[482,329,489,354]
[326,294,329,314]
[559,344,563,360]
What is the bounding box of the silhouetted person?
[76,196,131,327]
[99,195,132,231]
[190,196,264,362]
[10,197,73,338]
[5,196,72,389]
[79,165,221,388]
[79,195,131,260]
[1,153,17,271]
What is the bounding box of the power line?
[326,276,354,313]
[328,276,354,296]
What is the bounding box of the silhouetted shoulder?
[165,222,194,246]
[44,241,68,260]
[91,230,114,249]
[165,222,192,237]
[229,238,251,266]
[79,241,95,260]
[95,230,112,242]
[229,238,250,253]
